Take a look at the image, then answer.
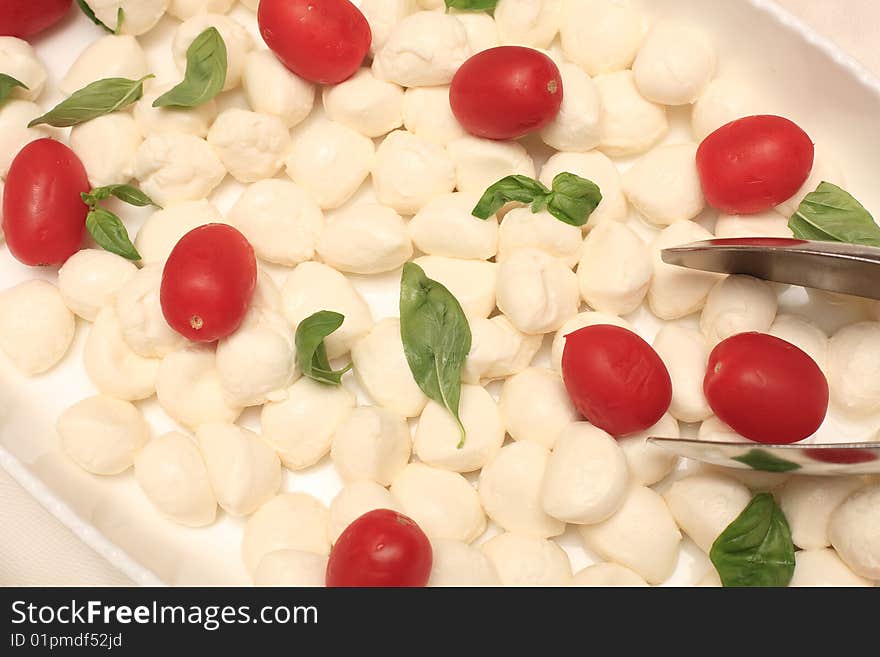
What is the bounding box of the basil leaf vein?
[153,27,227,109]
[0,74,28,105]
[295,311,352,386]
[85,208,140,261]
[28,75,153,128]
[788,181,880,246]
[444,0,499,12]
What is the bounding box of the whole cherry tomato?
[704,332,828,444]
[561,325,672,437]
[160,224,257,343]
[696,115,814,214]
[326,509,433,587]
[0,0,72,39]
[258,0,371,85]
[2,138,89,266]
[450,46,563,140]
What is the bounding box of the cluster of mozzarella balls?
[0,0,878,587]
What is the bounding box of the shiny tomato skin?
[258,0,371,85]
[561,325,672,437]
[0,0,72,39]
[697,115,814,214]
[704,332,828,444]
[450,46,563,140]
[160,224,257,343]
[2,138,90,266]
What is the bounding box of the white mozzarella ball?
[69,113,142,188]
[539,151,628,230]
[429,539,500,586]
[578,221,651,315]
[617,413,680,486]
[560,0,644,76]
[0,280,74,375]
[173,14,254,91]
[58,249,137,321]
[328,480,402,543]
[541,423,629,524]
[571,563,648,587]
[790,548,874,587]
[632,22,715,106]
[317,203,412,274]
[414,384,505,473]
[696,570,722,587]
[479,441,565,538]
[779,475,866,550]
[579,485,682,584]
[285,118,374,210]
[391,462,486,542]
[58,396,149,475]
[156,347,243,428]
[135,432,217,527]
[89,0,168,36]
[402,86,467,146]
[550,311,633,372]
[373,12,472,87]
[652,325,711,423]
[0,37,47,100]
[500,367,579,449]
[446,136,535,195]
[700,275,778,346]
[0,100,52,178]
[195,422,281,517]
[623,143,704,225]
[240,0,258,9]
[373,130,456,214]
[133,133,226,207]
[776,147,846,218]
[206,108,290,183]
[330,406,412,485]
[135,200,225,266]
[463,315,541,383]
[242,49,315,128]
[495,0,561,49]
[115,265,187,358]
[323,69,404,138]
[691,77,757,141]
[60,35,148,95]
[281,262,374,359]
[414,255,498,319]
[454,12,499,53]
[242,493,330,575]
[769,314,828,372]
[828,322,880,416]
[169,0,234,20]
[409,191,498,260]
[481,533,572,586]
[595,71,668,157]
[540,62,601,152]
[497,208,582,268]
[496,248,579,333]
[361,0,417,55]
[714,210,792,239]
[828,484,880,580]
[663,474,751,553]
[254,550,327,587]
[134,82,218,138]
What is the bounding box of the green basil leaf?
[85,208,140,261]
[295,311,353,386]
[709,493,796,587]
[732,449,802,473]
[471,175,551,219]
[400,262,472,448]
[28,75,153,128]
[0,74,28,105]
[153,27,227,109]
[85,184,159,209]
[545,172,603,227]
[444,0,498,12]
[788,181,880,246]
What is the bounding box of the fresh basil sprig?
[788,181,880,246]
[472,172,602,227]
[85,207,140,261]
[82,184,159,209]
[153,27,227,109]
[0,74,27,105]
[28,74,153,128]
[399,263,472,448]
[295,311,353,386]
[709,493,796,587]
[445,0,498,12]
[76,1,124,34]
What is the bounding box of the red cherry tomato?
[0,0,72,39]
[257,0,371,85]
[697,115,814,214]
[160,224,257,343]
[2,138,89,266]
[450,46,563,140]
[561,325,672,437]
[326,509,433,587]
[704,332,828,444]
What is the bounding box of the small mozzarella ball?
[497,208,582,268]
[700,275,778,346]
[157,347,243,428]
[242,49,315,128]
[409,191,498,260]
[373,130,456,214]
[579,485,682,585]
[330,406,412,485]
[790,548,874,587]
[373,12,472,87]
[402,86,467,146]
[578,221,651,315]
[446,136,535,195]
[261,377,356,470]
[776,146,846,218]
[571,563,648,587]
[317,203,412,274]
[281,262,374,359]
[828,484,880,580]
[361,0,418,55]
[714,210,792,239]
[58,396,149,475]
[242,493,330,575]
[691,77,757,141]
[135,432,217,527]
[454,12,499,53]
[69,113,142,188]
[0,37,47,100]
[539,151,628,230]
[595,71,668,157]
[828,322,880,416]
[496,249,579,334]
[134,82,218,138]
[133,133,226,207]
[323,69,404,138]
[696,570,722,587]
[60,35,148,95]
[769,314,828,372]
[617,413,680,486]
[663,474,751,553]
[481,533,572,586]
[0,100,51,178]
[428,539,500,587]
[206,109,290,183]
[254,550,327,587]
[778,475,865,550]
[414,384,505,473]
[135,200,225,266]
[632,22,715,106]
[351,318,428,417]
[560,0,644,76]
[115,265,187,358]
[0,280,74,375]
[500,367,579,449]
[240,0,258,9]
[391,462,486,542]
[285,118,374,210]
[653,325,711,423]
[328,480,402,543]
[463,315,541,383]
[494,0,561,49]
[622,143,704,225]
[479,441,565,538]
[58,249,137,321]
[89,0,168,36]
[195,422,281,517]
[169,0,234,20]
[540,62,601,152]
[541,423,629,524]
[414,255,498,319]
[648,221,723,320]
[173,14,254,91]
[550,311,632,372]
